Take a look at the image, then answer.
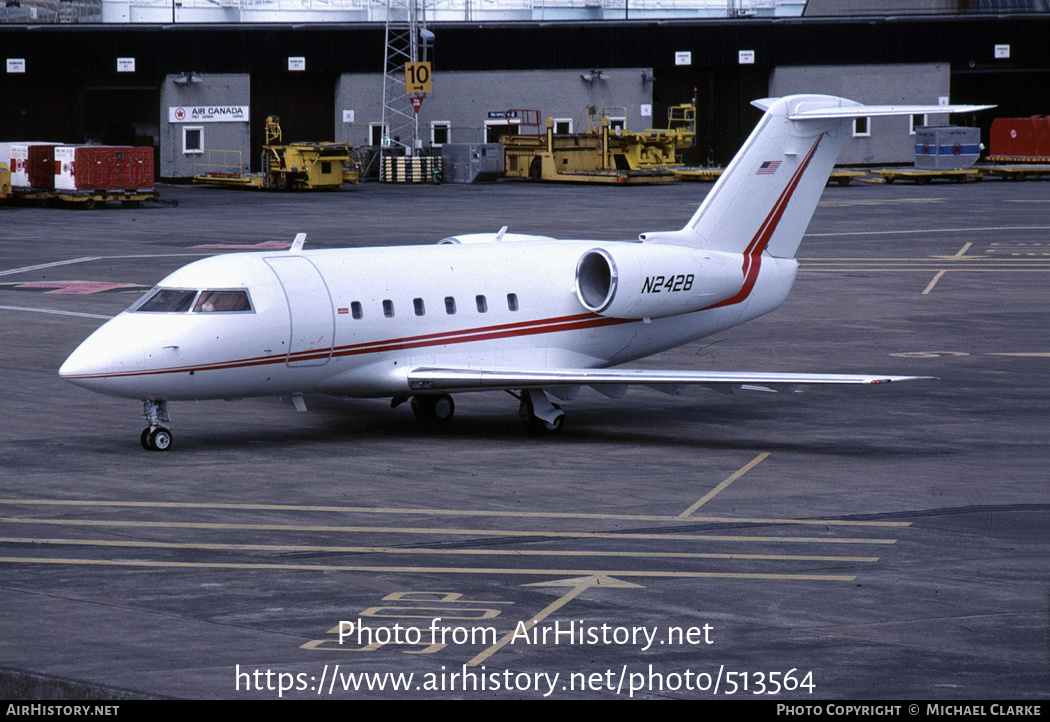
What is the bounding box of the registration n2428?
[641,274,694,294]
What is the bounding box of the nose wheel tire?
[142,426,173,451]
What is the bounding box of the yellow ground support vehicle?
[501,110,676,184]
[0,162,10,198]
[194,116,358,190]
[606,103,696,171]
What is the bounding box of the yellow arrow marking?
[467,575,643,667]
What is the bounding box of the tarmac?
[0,177,1047,699]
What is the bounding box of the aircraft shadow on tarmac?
[164,392,944,459]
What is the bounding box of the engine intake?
[574,244,741,319]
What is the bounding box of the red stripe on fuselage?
[704,134,823,311]
[64,312,635,380]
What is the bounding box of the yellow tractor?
[261,116,356,190]
[194,116,358,190]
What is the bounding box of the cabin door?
[264,256,335,367]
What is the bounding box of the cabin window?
[444,296,456,315]
[194,290,252,313]
[413,297,425,316]
[507,293,519,312]
[132,288,197,313]
[383,300,395,318]
[351,301,363,319]
[475,295,487,313]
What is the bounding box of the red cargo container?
[990,117,1050,160]
[27,144,58,190]
[53,146,154,192]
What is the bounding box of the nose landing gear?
[140,399,173,451]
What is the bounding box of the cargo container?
[441,143,504,183]
[914,126,981,170]
[989,117,1050,160]
[0,142,58,189]
[28,144,58,190]
[54,146,154,193]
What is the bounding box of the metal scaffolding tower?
[380,0,429,165]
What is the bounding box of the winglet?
[494,226,509,243]
[290,233,307,254]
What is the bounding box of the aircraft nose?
[59,318,137,393]
[60,343,100,380]
[60,334,113,387]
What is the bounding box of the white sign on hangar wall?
[168,106,250,123]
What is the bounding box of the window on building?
[485,119,519,143]
[553,118,573,134]
[370,123,389,147]
[183,126,203,155]
[852,117,870,137]
[431,121,451,146]
[910,114,927,135]
[475,295,487,313]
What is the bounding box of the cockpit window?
[133,288,197,313]
[130,288,253,314]
[194,290,252,313]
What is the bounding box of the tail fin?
[641,94,993,259]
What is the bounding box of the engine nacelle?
[574,244,742,319]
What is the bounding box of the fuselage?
[58,237,797,402]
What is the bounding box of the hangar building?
[0,2,1046,179]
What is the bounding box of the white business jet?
[60,95,990,450]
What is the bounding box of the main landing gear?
[517,389,565,434]
[403,390,565,434]
[140,399,173,451]
[410,394,456,423]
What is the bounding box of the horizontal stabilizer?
[786,103,994,121]
[660,95,994,261]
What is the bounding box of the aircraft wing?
[407,367,930,396]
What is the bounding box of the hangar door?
[653,65,769,167]
[250,73,338,172]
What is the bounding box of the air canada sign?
[168,106,250,123]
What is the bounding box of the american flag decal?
[756,160,781,175]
